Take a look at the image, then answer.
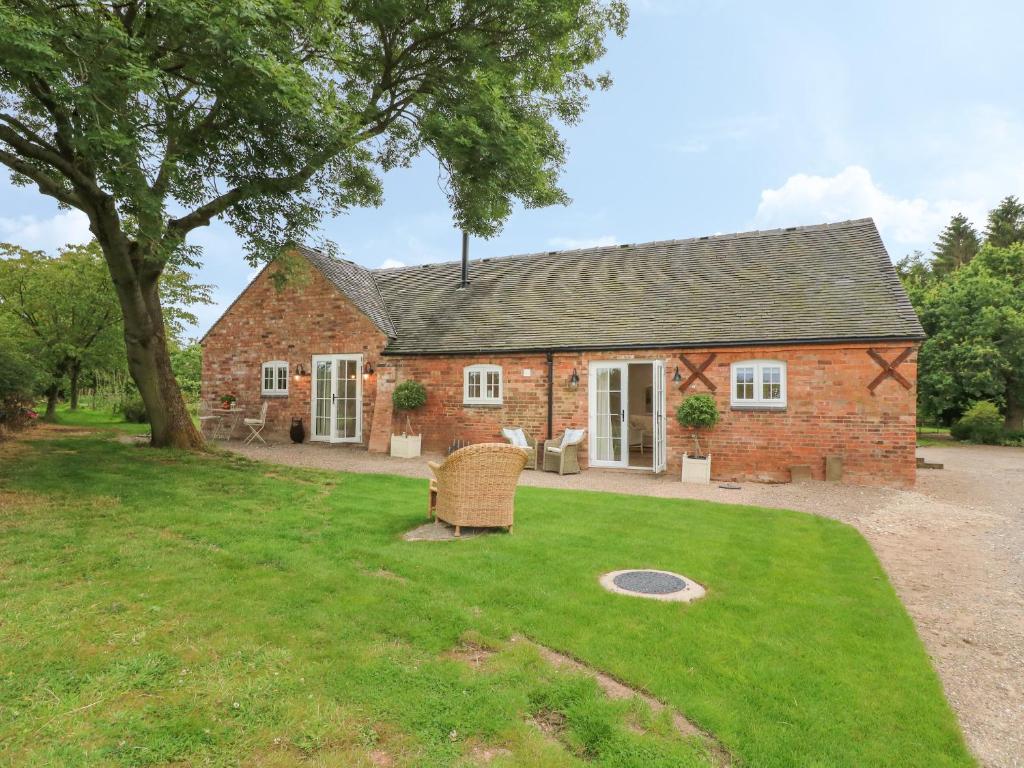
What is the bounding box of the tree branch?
[0,147,84,209]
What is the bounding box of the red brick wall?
[386,342,918,487]
[201,261,389,443]
[202,263,918,486]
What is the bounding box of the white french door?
[589,362,628,468]
[310,354,362,443]
[652,359,667,473]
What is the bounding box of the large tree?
[0,1,627,447]
[984,195,1024,248]
[931,212,979,274]
[0,242,122,417]
[914,243,1024,430]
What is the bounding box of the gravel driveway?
[226,439,1024,768]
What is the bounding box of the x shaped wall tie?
[867,348,913,393]
[678,353,717,392]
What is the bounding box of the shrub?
[392,380,427,434]
[392,380,427,411]
[121,397,149,424]
[950,400,1003,444]
[676,394,719,457]
[1000,429,1024,447]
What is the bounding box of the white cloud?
[754,165,987,247]
[379,258,406,269]
[547,234,619,250]
[0,209,91,252]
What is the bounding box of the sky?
[2,0,1022,339]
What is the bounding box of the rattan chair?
[427,443,530,537]
[543,428,586,475]
[500,426,539,469]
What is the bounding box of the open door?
[652,359,667,473]
[589,361,629,468]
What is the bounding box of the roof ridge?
[370,218,876,274]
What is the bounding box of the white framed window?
[261,360,289,396]
[463,364,502,405]
[730,360,786,408]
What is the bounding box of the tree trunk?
[1005,387,1024,432]
[104,254,203,449]
[69,361,81,411]
[43,383,59,421]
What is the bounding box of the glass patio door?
[310,354,362,443]
[652,360,667,473]
[589,362,628,468]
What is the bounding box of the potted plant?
[219,393,237,409]
[390,380,427,458]
[676,393,719,484]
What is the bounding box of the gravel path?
[225,440,1024,767]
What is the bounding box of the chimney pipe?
[460,230,469,288]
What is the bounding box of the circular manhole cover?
[599,569,706,603]
[612,570,687,594]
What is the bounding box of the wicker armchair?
[427,443,530,536]
[500,426,539,469]
[543,428,586,475]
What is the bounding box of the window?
[730,360,786,408]
[463,364,502,405]
[261,360,289,396]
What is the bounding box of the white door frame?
[588,361,629,468]
[310,353,363,443]
[651,359,667,474]
[588,359,667,472]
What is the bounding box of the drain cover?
[599,569,706,603]
[612,570,686,594]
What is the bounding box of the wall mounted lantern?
[568,367,580,389]
[362,361,375,380]
[293,363,308,381]
[672,366,682,384]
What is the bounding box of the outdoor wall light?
[362,361,375,380]
[672,366,682,383]
[568,368,580,388]
[293,363,308,381]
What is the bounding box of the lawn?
[0,413,973,767]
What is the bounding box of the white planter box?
[681,453,711,484]
[390,433,422,458]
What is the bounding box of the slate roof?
[301,218,924,354]
[295,245,397,337]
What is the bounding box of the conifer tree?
[931,213,980,274]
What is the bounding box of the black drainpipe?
[460,231,469,288]
[546,351,554,440]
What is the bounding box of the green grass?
[0,418,973,767]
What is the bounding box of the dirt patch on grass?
[445,640,495,670]
[467,742,512,764]
[514,636,731,766]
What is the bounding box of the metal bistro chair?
[243,401,269,445]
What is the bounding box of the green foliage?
[392,380,427,411]
[912,243,1024,425]
[931,213,979,275]
[120,397,149,424]
[675,394,719,429]
[984,195,1024,248]
[0,428,975,767]
[950,401,1004,444]
[0,1,627,260]
[0,242,123,399]
[169,344,202,401]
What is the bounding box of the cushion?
[502,427,528,447]
[546,445,562,454]
[560,428,585,449]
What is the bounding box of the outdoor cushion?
[546,445,562,454]
[502,427,528,447]
[560,428,585,449]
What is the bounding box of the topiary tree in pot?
[676,393,719,483]
[391,380,427,458]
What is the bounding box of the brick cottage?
[201,218,925,486]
